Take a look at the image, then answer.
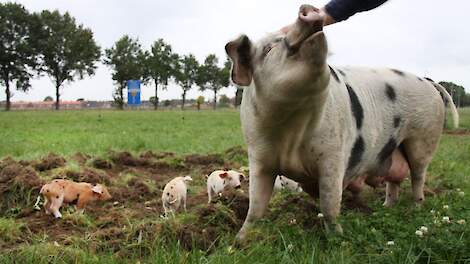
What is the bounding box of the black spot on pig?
[391,69,405,76]
[393,116,401,128]
[338,69,346,76]
[378,137,398,163]
[347,136,365,170]
[385,83,397,102]
[346,83,364,129]
[329,65,340,83]
[417,77,423,82]
[424,77,434,83]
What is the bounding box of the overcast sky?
[2,0,470,102]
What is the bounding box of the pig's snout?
[298,5,323,31]
[235,185,241,189]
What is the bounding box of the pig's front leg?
[318,158,344,234]
[236,163,275,242]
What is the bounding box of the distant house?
[10,101,84,110]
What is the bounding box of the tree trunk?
[235,87,243,107]
[154,80,159,110]
[119,84,124,110]
[213,89,217,110]
[181,90,186,110]
[55,82,61,110]
[5,81,11,111]
[197,102,201,111]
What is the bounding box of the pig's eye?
[262,44,272,56]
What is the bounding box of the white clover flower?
[227,246,235,254]
[457,219,466,225]
[317,213,324,218]
[433,219,439,224]
[430,209,436,214]
[420,226,428,234]
[456,188,461,192]
[442,216,450,223]
[287,244,294,251]
[415,230,424,237]
[289,218,297,225]
[443,205,449,210]
[386,241,395,246]
[458,191,465,197]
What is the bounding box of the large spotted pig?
[225,5,458,241]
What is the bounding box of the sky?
[2,0,470,102]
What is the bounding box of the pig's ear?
[225,35,253,86]
[219,172,228,179]
[184,176,193,182]
[239,174,245,181]
[92,185,103,194]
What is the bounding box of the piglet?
[207,170,245,203]
[161,175,192,216]
[40,179,112,218]
[274,175,303,192]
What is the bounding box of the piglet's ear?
[92,185,103,194]
[219,172,228,178]
[225,35,253,86]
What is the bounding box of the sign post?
[127,80,141,107]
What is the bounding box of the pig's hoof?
[383,200,395,207]
[334,223,343,234]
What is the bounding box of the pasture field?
[0,109,470,263]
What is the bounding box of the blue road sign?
[127,80,141,106]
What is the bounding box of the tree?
[218,94,231,107]
[144,39,178,110]
[196,95,204,111]
[0,3,38,111]
[37,10,101,110]
[174,54,198,110]
[104,35,146,109]
[439,81,468,107]
[197,54,230,110]
[44,96,53,101]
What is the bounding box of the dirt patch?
[184,154,224,166]
[59,168,112,185]
[33,153,66,171]
[112,178,155,202]
[218,189,249,221]
[71,152,91,165]
[444,129,470,136]
[176,225,219,251]
[139,151,175,160]
[0,158,44,215]
[110,151,152,167]
[342,192,373,214]
[224,146,247,160]
[269,194,321,229]
[91,158,113,169]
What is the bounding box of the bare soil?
[0,148,387,254]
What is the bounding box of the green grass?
[0,110,243,160]
[1,108,470,263]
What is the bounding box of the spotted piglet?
[161,176,192,216]
[274,175,303,192]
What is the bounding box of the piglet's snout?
[235,185,241,189]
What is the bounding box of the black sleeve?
[324,0,388,22]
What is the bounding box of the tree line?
[0,3,233,111]
[2,3,468,111]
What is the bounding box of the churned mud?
[1,145,435,254]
